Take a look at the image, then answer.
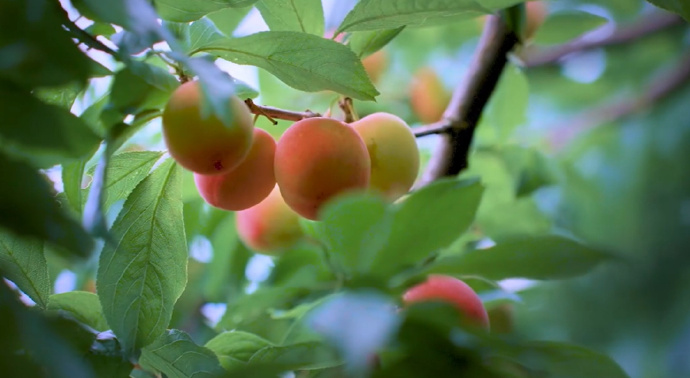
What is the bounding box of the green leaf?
[0,0,91,88]
[348,28,405,58]
[533,11,609,45]
[193,31,379,100]
[85,22,117,37]
[140,329,225,378]
[33,82,82,109]
[256,0,325,36]
[249,341,341,370]
[82,151,164,212]
[336,0,520,33]
[108,61,179,116]
[371,178,484,277]
[206,331,341,371]
[62,160,89,215]
[0,231,50,308]
[47,291,109,332]
[88,334,135,377]
[646,0,690,22]
[207,6,253,36]
[315,194,393,275]
[79,0,161,47]
[97,159,187,355]
[0,86,102,163]
[155,0,259,22]
[427,235,616,280]
[507,341,630,378]
[0,153,94,259]
[206,331,273,370]
[218,287,309,330]
[0,283,96,377]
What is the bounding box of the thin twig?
[549,52,690,151]
[416,15,519,187]
[338,97,358,123]
[522,12,683,68]
[244,99,321,123]
[412,121,451,137]
[62,20,122,60]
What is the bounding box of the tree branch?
[549,52,690,151]
[415,15,519,187]
[62,19,122,60]
[244,99,321,123]
[521,12,683,68]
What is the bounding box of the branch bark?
[549,52,690,151]
[521,12,683,68]
[244,99,321,123]
[415,15,519,187]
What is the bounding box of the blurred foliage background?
[1,0,689,376]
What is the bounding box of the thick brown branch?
[412,121,451,137]
[244,99,321,123]
[522,12,683,68]
[416,15,519,187]
[549,52,690,150]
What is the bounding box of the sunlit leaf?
[97,159,187,355]
[256,0,325,36]
[193,31,379,100]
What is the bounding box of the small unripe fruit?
[362,50,388,83]
[162,81,253,175]
[236,185,303,253]
[403,275,489,329]
[275,117,371,220]
[351,112,419,201]
[194,128,276,211]
[525,1,548,41]
[409,68,450,124]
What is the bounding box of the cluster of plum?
[162,81,419,254]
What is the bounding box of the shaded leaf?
[140,329,225,378]
[97,159,187,355]
[0,152,94,259]
[193,31,379,100]
[371,178,484,277]
[315,194,393,275]
[206,331,273,370]
[506,341,630,378]
[47,291,109,332]
[0,0,91,88]
[0,86,102,163]
[427,235,616,280]
[646,0,690,22]
[0,231,50,308]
